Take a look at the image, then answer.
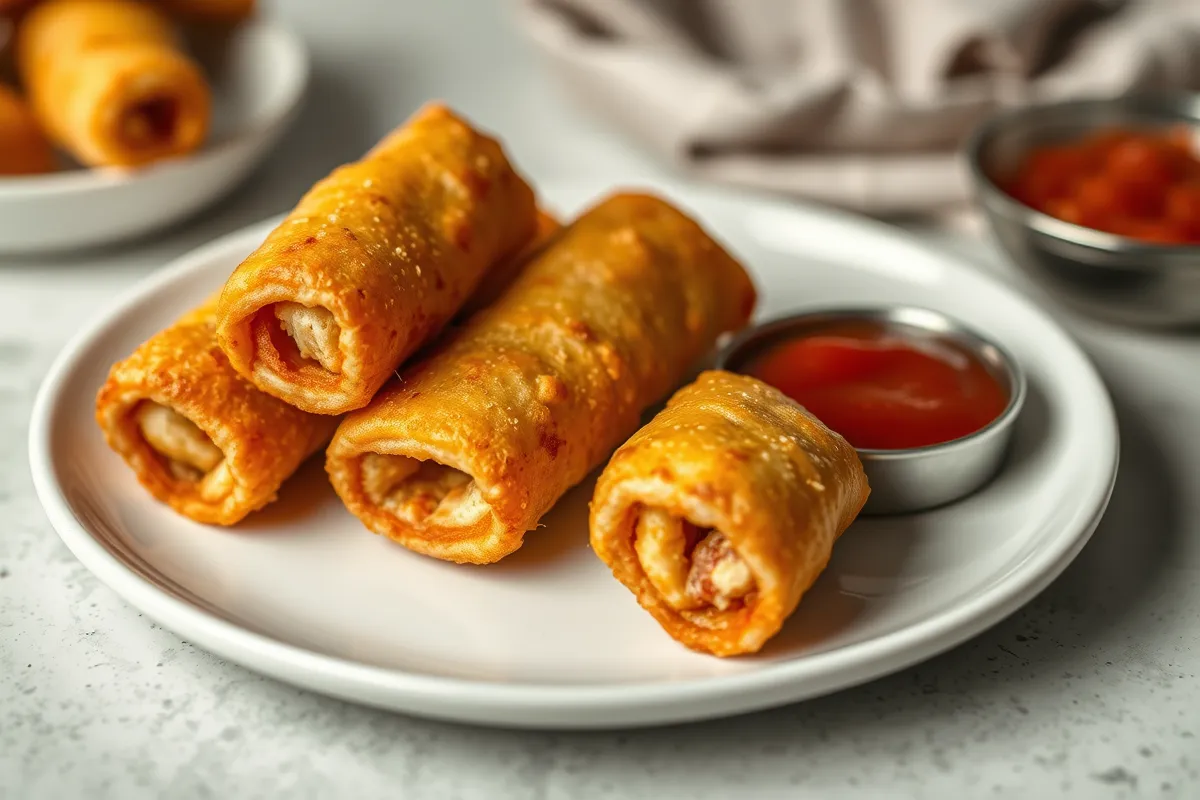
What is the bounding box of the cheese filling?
[136,402,222,481]
[275,302,343,373]
[360,453,490,529]
[635,508,755,611]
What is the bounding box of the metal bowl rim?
[715,305,1028,462]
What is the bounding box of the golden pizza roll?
[95,295,338,525]
[326,192,758,564]
[17,0,211,167]
[0,84,55,175]
[589,370,869,657]
[216,103,539,415]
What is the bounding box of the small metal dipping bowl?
[966,93,1200,327]
[715,307,1027,515]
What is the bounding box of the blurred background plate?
[28,179,1117,729]
[0,18,307,254]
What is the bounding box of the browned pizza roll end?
[327,192,758,564]
[217,103,538,415]
[96,297,337,525]
[590,370,869,657]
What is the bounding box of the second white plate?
[29,180,1118,729]
[0,20,308,253]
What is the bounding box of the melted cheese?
[275,302,343,373]
[136,402,222,480]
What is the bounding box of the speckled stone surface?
[2,1,1198,798]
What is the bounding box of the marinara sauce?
[745,322,1009,451]
[1003,125,1200,245]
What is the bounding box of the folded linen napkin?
[518,0,1200,214]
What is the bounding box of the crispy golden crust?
[0,84,55,175]
[327,192,758,564]
[95,296,338,525]
[589,371,869,657]
[17,0,211,167]
[216,103,538,415]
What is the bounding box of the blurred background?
[190,0,1200,227]
[6,0,1200,246]
[4,1,1200,798]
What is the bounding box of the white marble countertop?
[2,1,1198,798]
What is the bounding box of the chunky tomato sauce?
[746,323,1009,450]
[1003,125,1200,244]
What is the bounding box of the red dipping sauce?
[1001,125,1200,244]
[745,322,1010,450]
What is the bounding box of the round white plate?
[29,181,1118,729]
[0,20,307,253]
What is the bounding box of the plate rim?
[28,181,1120,728]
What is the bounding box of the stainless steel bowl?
[966,92,1200,327]
[716,306,1027,515]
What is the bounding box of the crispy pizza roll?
[217,103,538,416]
[327,193,758,564]
[95,296,338,525]
[17,0,211,168]
[0,84,55,176]
[590,370,870,657]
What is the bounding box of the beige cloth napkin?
[517,0,1200,214]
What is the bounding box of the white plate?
[0,20,307,253]
[29,181,1118,729]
